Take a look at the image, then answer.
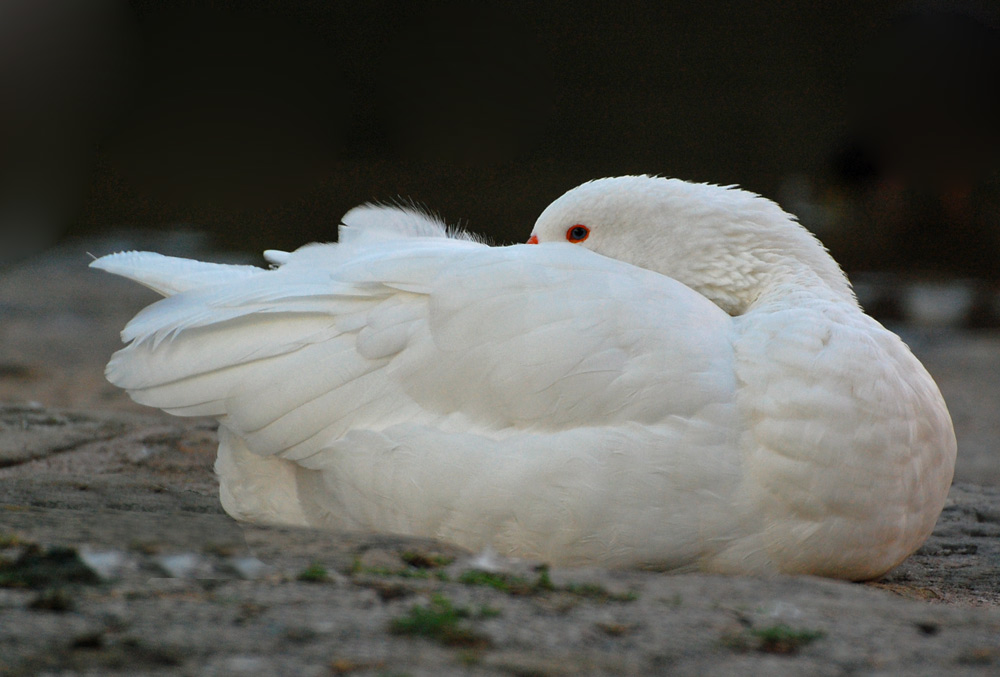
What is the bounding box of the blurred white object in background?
[903,281,976,328]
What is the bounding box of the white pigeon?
[91,176,956,580]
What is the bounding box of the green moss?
[534,565,556,591]
[724,623,825,654]
[750,624,824,654]
[389,594,490,648]
[296,562,329,583]
[366,565,430,578]
[457,569,532,594]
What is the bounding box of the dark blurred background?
[1,1,998,293]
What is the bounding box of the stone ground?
[1,235,999,676]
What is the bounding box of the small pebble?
[78,547,126,581]
[227,556,272,580]
[154,553,202,578]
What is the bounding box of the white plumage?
[92,176,956,580]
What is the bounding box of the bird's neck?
[688,258,859,317]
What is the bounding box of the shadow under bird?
[91,175,956,580]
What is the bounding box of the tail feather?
[90,251,264,297]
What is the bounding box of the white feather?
[90,251,263,297]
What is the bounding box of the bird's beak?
[526,234,538,244]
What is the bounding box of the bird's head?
[527,175,854,315]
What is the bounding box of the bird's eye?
[566,225,590,243]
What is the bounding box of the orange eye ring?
[566,225,590,243]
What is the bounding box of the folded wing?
[92,207,737,466]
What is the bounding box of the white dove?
[92,176,955,580]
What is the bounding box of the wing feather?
[96,214,736,465]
